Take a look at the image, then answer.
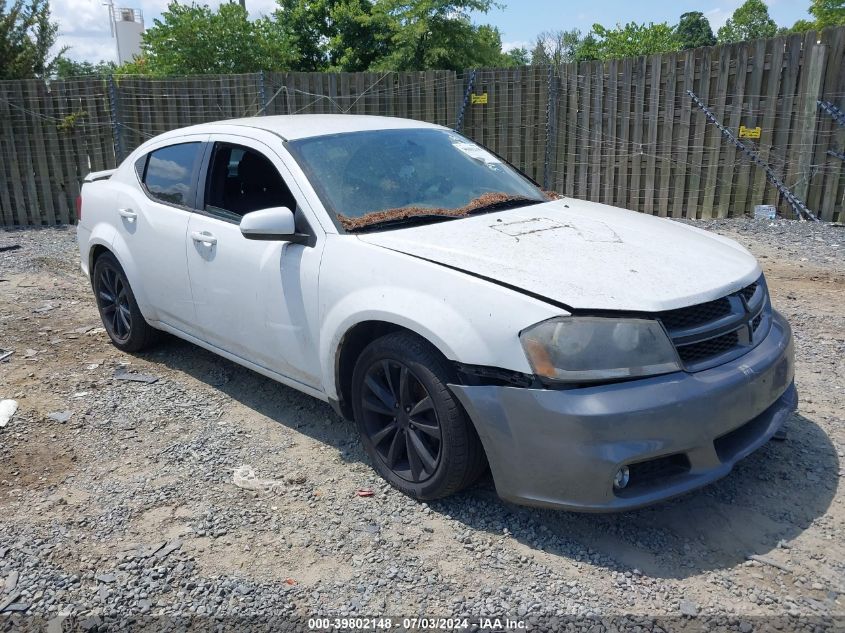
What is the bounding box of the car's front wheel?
[351,331,486,500]
[92,252,158,352]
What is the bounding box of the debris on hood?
[337,192,541,231]
[0,400,18,428]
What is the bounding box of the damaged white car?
[77,115,796,511]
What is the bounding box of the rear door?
[185,135,324,388]
[115,138,206,331]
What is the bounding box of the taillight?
[75,195,82,221]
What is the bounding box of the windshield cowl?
[338,192,544,232]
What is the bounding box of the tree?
[502,46,530,67]
[584,21,679,60]
[787,0,845,32]
[368,0,507,71]
[676,11,716,49]
[275,0,392,72]
[54,58,116,78]
[573,32,600,61]
[136,2,294,75]
[809,0,845,27]
[0,0,65,79]
[530,29,583,66]
[717,0,778,43]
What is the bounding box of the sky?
[54,0,813,64]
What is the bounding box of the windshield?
[287,128,546,231]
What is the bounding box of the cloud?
[502,40,532,52]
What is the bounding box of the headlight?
[520,317,681,384]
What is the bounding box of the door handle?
[118,208,137,221]
[191,231,217,246]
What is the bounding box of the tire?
[92,252,158,352]
[351,331,486,500]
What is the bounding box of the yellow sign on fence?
[471,92,488,105]
[739,125,761,139]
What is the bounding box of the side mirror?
[240,207,296,241]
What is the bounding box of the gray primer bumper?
[449,310,796,512]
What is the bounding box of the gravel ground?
[0,219,843,632]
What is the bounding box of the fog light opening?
[613,466,630,490]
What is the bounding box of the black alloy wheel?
[360,359,443,483]
[92,252,158,352]
[96,261,132,344]
[351,331,487,500]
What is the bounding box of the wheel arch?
[89,243,112,275]
[332,320,455,421]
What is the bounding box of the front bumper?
[449,310,796,512]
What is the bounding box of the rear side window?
[140,142,201,207]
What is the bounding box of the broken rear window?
[287,128,545,231]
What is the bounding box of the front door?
[185,137,324,389]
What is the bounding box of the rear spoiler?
[83,168,116,183]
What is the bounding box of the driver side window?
[204,143,297,223]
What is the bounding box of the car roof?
[174,114,448,141]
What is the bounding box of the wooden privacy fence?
[1,27,844,226]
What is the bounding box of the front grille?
[676,330,739,364]
[656,297,732,331]
[658,276,770,371]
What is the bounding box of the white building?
[109,5,144,64]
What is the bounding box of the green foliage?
[0,0,64,79]
[135,2,294,75]
[676,11,716,49]
[126,0,507,74]
[57,108,87,133]
[573,33,600,62]
[501,46,530,67]
[530,29,584,66]
[584,21,680,61]
[809,0,845,27]
[717,0,778,43]
[54,58,116,78]
[787,0,845,33]
[274,0,392,71]
[368,0,505,71]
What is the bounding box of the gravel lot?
[0,219,843,631]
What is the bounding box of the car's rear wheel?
[351,331,486,500]
[93,252,158,352]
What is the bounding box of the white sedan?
[77,115,796,511]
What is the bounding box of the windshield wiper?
[349,213,458,233]
[465,196,544,216]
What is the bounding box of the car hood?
[356,199,761,312]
